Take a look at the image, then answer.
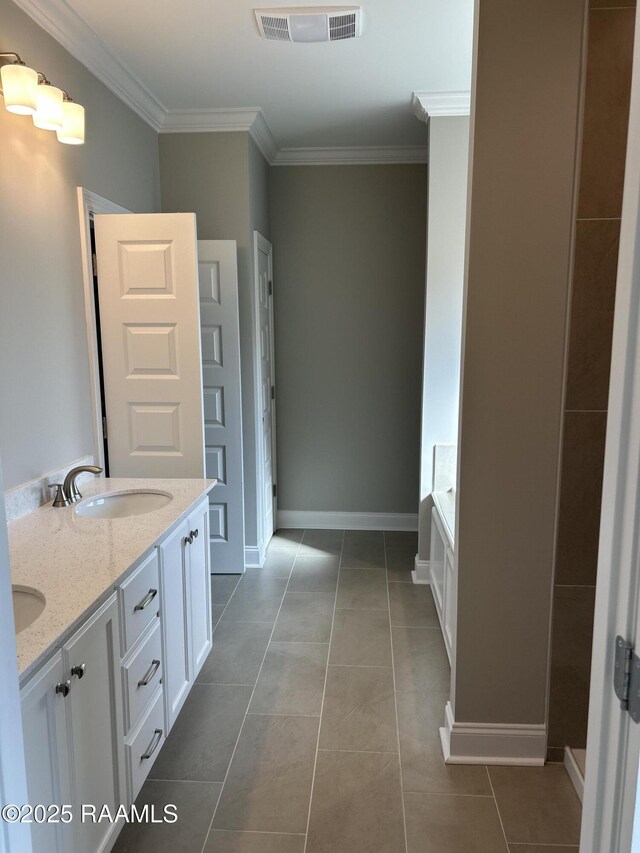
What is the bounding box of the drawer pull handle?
[138,659,161,688]
[55,680,71,698]
[71,662,86,679]
[134,588,157,612]
[141,728,163,760]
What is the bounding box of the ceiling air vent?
[255,7,362,43]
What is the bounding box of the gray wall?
[270,165,427,515]
[159,132,270,552]
[0,0,160,491]
[453,0,585,725]
[418,116,470,559]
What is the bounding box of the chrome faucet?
[62,465,103,504]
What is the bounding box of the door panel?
[255,234,276,546]
[159,521,190,731]
[187,499,212,676]
[63,594,124,853]
[94,213,205,478]
[20,652,73,853]
[198,241,245,573]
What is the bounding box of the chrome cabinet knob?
[184,528,199,545]
[55,681,71,697]
[71,662,86,679]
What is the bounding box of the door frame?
[581,5,640,849]
[77,188,131,472]
[253,231,278,552]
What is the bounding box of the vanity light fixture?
[32,79,64,130]
[0,51,85,144]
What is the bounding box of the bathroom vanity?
[8,477,215,853]
[429,445,457,664]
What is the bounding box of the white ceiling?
[59,0,474,150]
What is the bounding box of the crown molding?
[273,146,428,166]
[12,0,166,130]
[411,90,471,123]
[159,107,279,163]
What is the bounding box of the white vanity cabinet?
[429,506,456,664]
[18,492,213,853]
[20,594,124,853]
[158,496,212,732]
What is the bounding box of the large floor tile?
[319,664,397,752]
[249,641,328,716]
[299,529,344,557]
[198,621,273,686]
[404,791,508,853]
[213,714,318,833]
[384,530,418,552]
[397,688,491,795]
[341,534,386,569]
[213,605,226,627]
[272,592,335,642]
[488,765,582,846]
[336,568,388,610]
[392,626,450,692]
[330,609,392,666]
[212,575,241,606]
[221,578,287,623]
[389,582,439,627]
[112,779,221,853]
[204,830,305,853]
[306,749,405,853]
[269,529,305,549]
[244,550,296,580]
[386,548,415,582]
[288,554,340,593]
[151,684,252,782]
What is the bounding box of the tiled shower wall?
[547,0,636,762]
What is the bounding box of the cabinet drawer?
[123,619,162,733]
[120,551,160,653]
[125,687,165,801]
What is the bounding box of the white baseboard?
[276,510,418,531]
[564,747,585,803]
[412,558,431,584]
[440,701,546,766]
[244,544,266,569]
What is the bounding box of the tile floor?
[113,529,583,853]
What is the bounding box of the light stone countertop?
[8,477,216,681]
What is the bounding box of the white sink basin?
[12,586,46,634]
[75,490,173,519]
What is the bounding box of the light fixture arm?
[0,51,23,65]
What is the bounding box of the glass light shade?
[57,101,85,144]
[33,83,64,130]
[1,63,38,115]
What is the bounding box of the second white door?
[254,232,277,549]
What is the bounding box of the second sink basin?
[75,490,173,519]
[13,586,46,634]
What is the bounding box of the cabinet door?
[20,651,74,853]
[186,498,212,677]
[63,594,125,853]
[159,520,190,731]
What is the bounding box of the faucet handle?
[49,484,70,508]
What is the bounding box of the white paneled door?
[94,214,205,478]
[254,232,277,547]
[198,241,245,573]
